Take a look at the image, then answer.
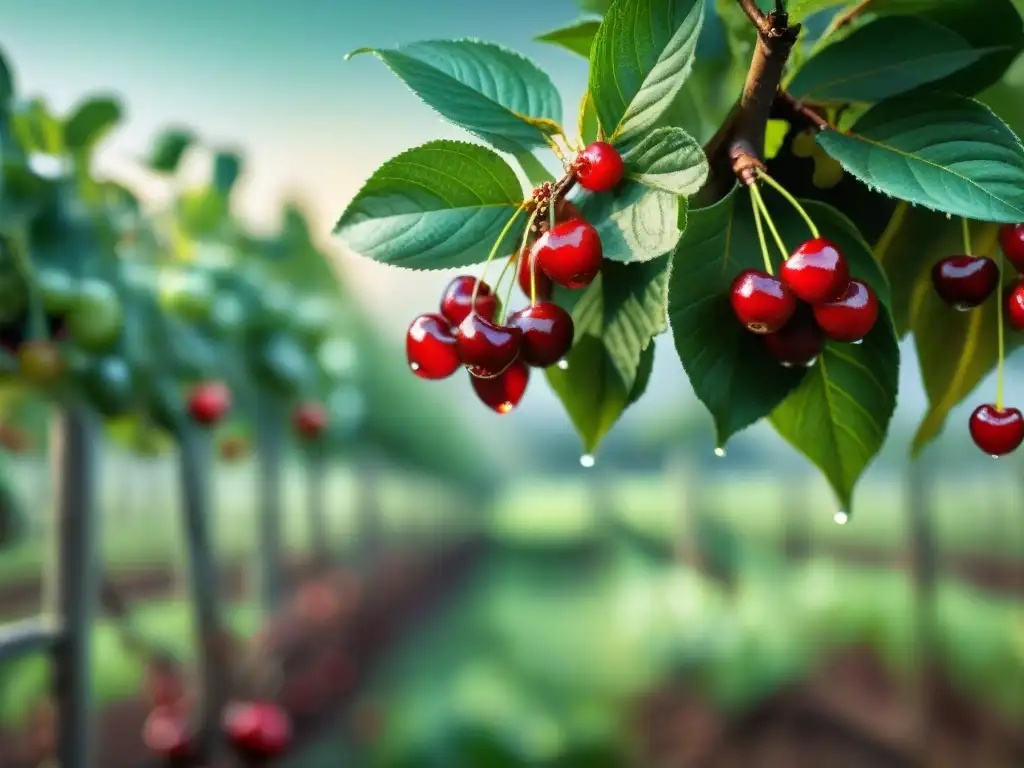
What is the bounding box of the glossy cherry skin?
[508,302,574,367]
[533,219,603,290]
[470,358,530,414]
[406,313,460,380]
[294,401,328,438]
[143,706,194,760]
[515,246,553,301]
[762,305,825,367]
[969,404,1024,456]
[224,701,292,759]
[812,280,879,342]
[931,255,999,310]
[186,381,232,425]
[440,276,498,326]
[998,223,1024,273]
[780,237,850,304]
[730,269,797,334]
[1006,280,1024,330]
[574,142,625,193]
[456,313,522,378]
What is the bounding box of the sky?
[2,0,1020,479]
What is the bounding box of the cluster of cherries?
[730,236,879,366]
[187,380,328,441]
[405,141,626,413]
[930,223,1024,456]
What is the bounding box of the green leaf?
[147,128,196,174]
[578,0,613,12]
[11,98,63,156]
[64,96,122,154]
[589,0,704,143]
[0,47,14,111]
[770,315,900,514]
[788,17,999,104]
[547,256,669,453]
[668,188,892,449]
[515,152,555,186]
[535,20,600,58]
[573,181,682,264]
[619,126,708,196]
[213,150,242,195]
[578,91,599,145]
[334,140,525,270]
[787,0,850,21]
[347,40,562,155]
[817,92,1024,223]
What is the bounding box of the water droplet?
[556,358,569,370]
[851,339,864,345]
[833,511,849,525]
[990,454,1001,460]
[713,447,726,458]
[580,454,595,468]
[945,213,952,220]
[409,362,420,371]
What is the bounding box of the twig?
[738,0,771,35]
[776,90,830,131]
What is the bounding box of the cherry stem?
[996,253,1006,411]
[756,169,820,239]
[473,203,528,313]
[750,186,774,276]
[750,183,789,262]
[961,217,972,256]
[546,135,567,166]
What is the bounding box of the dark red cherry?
[1006,280,1024,330]
[143,705,194,760]
[730,269,796,334]
[812,280,878,342]
[508,302,574,367]
[440,276,498,326]
[931,255,999,310]
[470,359,530,413]
[456,313,522,378]
[998,223,1024,273]
[406,313,460,379]
[533,219,603,290]
[186,381,232,425]
[223,701,292,759]
[294,401,328,438]
[969,404,1024,456]
[574,141,625,193]
[762,305,825,367]
[516,245,553,300]
[780,237,850,304]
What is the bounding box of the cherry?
[186,381,232,425]
[143,705,194,760]
[730,269,796,334]
[574,141,625,193]
[533,219,603,290]
[1006,280,1024,330]
[931,255,999,310]
[969,404,1024,456]
[223,701,292,759]
[294,401,328,438]
[515,245,553,301]
[998,223,1024,273]
[456,313,522,377]
[508,302,574,367]
[440,276,498,326]
[407,313,460,380]
[143,657,187,708]
[812,280,879,342]
[780,237,850,304]
[471,358,530,413]
[762,305,825,367]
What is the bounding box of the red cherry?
[294,401,328,438]
[456,313,522,377]
[998,223,1024,273]
[440,276,498,326]
[574,141,625,193]
[812,280,879,342]
[515,246,553,301]
[186,381,231,425]
[223,701,292,759]
[508,302,574,368]
[470,359,530,414]
[780,237,850,304]
[533,219,603,290]
[406,313,460,379]
[730,269,796,334]
[1006,280,1024,330]
[143,706,194,760]
[931,255,999,310]
[969,404,1024,457]
[762,305,825,367]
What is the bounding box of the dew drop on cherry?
[714,447,726,458]
[557,359,569,370]
[580,454,595,468]
[833,511,849,525]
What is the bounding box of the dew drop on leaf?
[833,511,849,525]
[713,447,726,458]
[556,359,569,370]
[580,454,595,468]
